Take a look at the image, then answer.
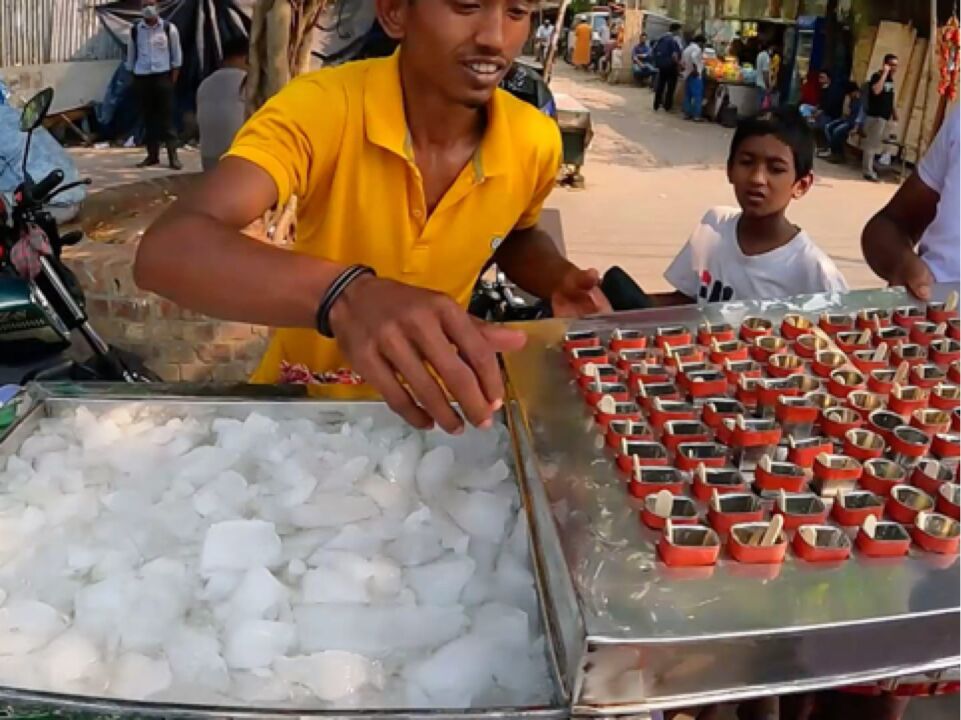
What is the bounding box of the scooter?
[0,88,157,384]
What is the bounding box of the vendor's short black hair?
[670,23,682,32]
[728,107,815,180]
[223,34,249,59]
[884,53,898,64]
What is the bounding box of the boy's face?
[378,0,533,109]
[727,134,813,219]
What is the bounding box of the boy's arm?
[646,291,696,307]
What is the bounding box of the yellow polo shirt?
[226,50,561,384]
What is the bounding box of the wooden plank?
[852,26,877,86]
[863,21,916,102]
[896,38,928,146]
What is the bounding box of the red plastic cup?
[702,398,746,431]
[911,408,952,437]
[767,353,806,378]
[584,381,631,407]
[910,363,947,389]
[812,453,863,494]
[835,331,872,355]
[776,396,819,428]
[910,460,955,497]
[627,362,670,388]
[675,442,730,472]
[734,376,761,408]
[936,482,960,520]
[569,346,609,370]
[927,302,961,324]
[637,382,682,411]
[655,325,693,350]
[951,361,961,385]
[594,400,642,430]
[856,308,891,331]
[661,420,712,453]
[756,377,802,412]
[682,370,728,400]
[888,385,930,418]
[819,313,855,336]
[663,345,706,368]
[647,398,697,429]
[720,417,782,450]
[794,333,831,359]
[949,318,961,341]
[577,363,620,390]
[723,359,763,385]
[707,493,764,535]
[708,339,750,365]
[754,459,808,493]
[657,523,721,567]
[617,439,670,474]
[781,313,814,340]
[750,335,788,363]
[628,465,685,498]
[842,428,885,462]
[774,493,828,530]
[867,408,904,445]
[860,458,908,497]
[605,419,654,450]
[886,484,935,524]
[850,349,889,374]
[563,330,600,352]
[930,383,961,411]
[728,522,788,564]
[827,368,867,399]
[697,322,736,345]
[641,493,699,530]
[891,342,927,368]
[910,512,960,554]
[874,325,910,347]
[909,322,943,348]
[892,306,925,329]
[831,490,884,527]
[812,351,848,378]
[609,328,648,352]
[786,436,834,469]
[856,521,911,557]
[868,368,897,395]
[846,391,887,422]
[929,338,961,367]
[691,467,748,501]
[888,425,933,464]
[739,316,774,342]
[932,432,960,460]
[792,524,852,562]
[821,406,863,441]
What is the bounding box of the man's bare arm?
[861,172,939,299]
[871,67,889,95]
[647,291,695,307]
[134,156,344,328]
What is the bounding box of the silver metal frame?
[503,286,961,715]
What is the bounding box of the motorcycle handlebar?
[45,178,92,202]
[29,169,64,203]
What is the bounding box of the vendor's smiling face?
[378,0,533,109]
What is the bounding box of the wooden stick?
[862,514,878,539]
[598,394,617,415]
[945,291,959,312]
[654,489,673,518]
[761,513,784,547]
[894,361,910,387]
[799,526,817,546]
[759,453,772,473]
[872,342,889,362]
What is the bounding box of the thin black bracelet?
[316,264,376,339]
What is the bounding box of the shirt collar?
[364,49,512,182]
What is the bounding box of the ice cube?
[405,555,476,606]
[200,520,283,572]
[192,470,250,519]
[406,633,497,707]
[305,550,402,600]
[163,626,229,692]
[415,446,455,500]
[324,524,384,554]
[274,651,384,701]
[110,652,173,699]
[456,459,510,491]
[223,567,289,622]
[40,629,103,687]
[471,602,530,648]
[18,433,68,461]
[201,571,243,603]
[287,558,307,578]
[357,473,410,516]
[385,529,445,567]
[301,567,369,604]
[379,433,422,487]
[231,669,290,703]
[288,495,379,528]
[175,445,240,480]
[0,599,66,655]
[223,619,295,670]
[294,604,467,656]
[444,489,512,543]
[281,529,336,563]
[506,509,531,564]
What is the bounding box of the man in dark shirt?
[862,53,898,182]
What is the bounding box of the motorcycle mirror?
[19,88,54,133]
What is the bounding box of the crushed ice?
[0,406,551,708]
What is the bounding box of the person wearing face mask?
[126,0,184,170]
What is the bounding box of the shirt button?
[412,209,423,220]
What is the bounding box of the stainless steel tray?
[503,286,961,715]
[0,384,569,720]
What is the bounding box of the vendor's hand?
[889,251,934,301]
[551,267,613,318]
[329,275,527,434]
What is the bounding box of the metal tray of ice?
[502,286,961,715]
[0,384,569,719]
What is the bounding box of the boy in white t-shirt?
[654,108,848,306]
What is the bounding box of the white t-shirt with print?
[916,103,960,282]
[664,207,849,303]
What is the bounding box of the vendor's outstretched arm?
[136,157,524,435]
[494,226,612,317]
[861,172,939,300]
[646,291,695,307]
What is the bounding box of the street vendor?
[134,0,608,435]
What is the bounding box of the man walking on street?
[197,35,249,171]
[127,0,183,170]
[681,34,705,120]
[653,23,683,112]
[862,53,898,182]
[754,41,775,111]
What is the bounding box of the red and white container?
[655,325,693,350]
[910,363,947,389]
[563,330,600,352]
[750,335,788,363]
[892,305,925,329]
[628,464,684,498]
[812,453,863,495]
[774,493,828,530]
[874,325,910,347]
[691,466,748,501]
[820,406,863,441]
[702,398,746,431]
[831,490,884,527]
[927,302,961,324]
[767,352,806,378]
[739,316,774,342]
[886,484,935,525]
[723,359,763,385]
[569,346,609,370]
[584,381,631,407]
[888,385,930,418]
[697,322,736,345]
[857,308,891,331]
[728,522,788,564]
[661,420,712,453]
[910,511,960,554]
[792,525,852,562]
[641,493,699,530]
[709,339,750,364]
[930,383,961,411]
[856,521,911,557]
[888,425,933,465]
[867,408,904,445]
[835,331,872,355]
[577,363,620,390]
[827,368,867,399]
[846,391,887,422]
[936,482,960,520]
[868,368,897,395]
[819,313,855,336]
[911,408,952,437]
[594,399,642,430]
[776,396,819,434]
[909,321,943,348]
[754,458,809,493]
[609,328,648,352]
[932,432,960,460]
[605,419,654,450]
[781,313,813,340]
[910,460,955,497]
[680,369,728,400]
[842,428,885,462]
[647,398,697,429]
[794,333,831,359]
[707,493,764,535]
[786,436,834,469]
[812,350,848,378]
[675,442,730,472]
[929,338,961,367]
[617,439,670,474]
[851,349,889,374]
[891,342,927,368]
[657,523,721,567]
[860,458,908,497]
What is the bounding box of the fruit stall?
[0,285,958,718]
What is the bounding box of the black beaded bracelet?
[315,264,376,338]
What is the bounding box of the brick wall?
[63,242,269,382]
